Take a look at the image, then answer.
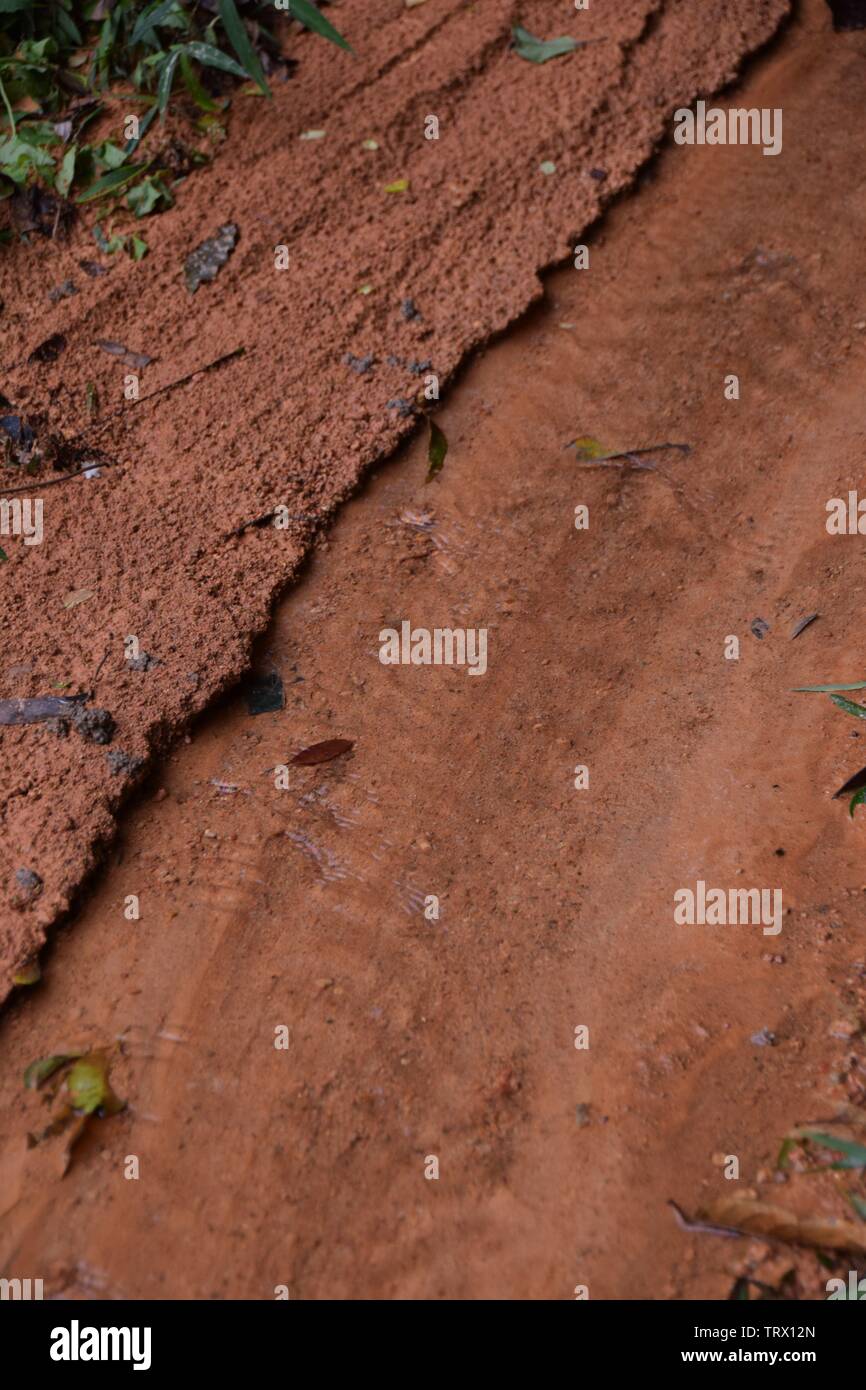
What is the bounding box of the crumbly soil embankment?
[0,0,790,992]
[2,0,866,1300]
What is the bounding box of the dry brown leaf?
[707,1194,866,1253]
[63,589,94,609]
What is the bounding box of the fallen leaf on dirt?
[850,787,866,817]
[384,178,409,193]
[24,1053,82,1090]
[751,617,769,640]
[793,680,866,692]
[790,612,819,639]
[426,419,447,483]
[95,340,153,370]
[29,333,67,364]
[830,694,866,720]
[569,435,607,460]
[291,738,354,766]
[706,1194,866,1253]
[63,589,94,609]
[67,1051,124,1116]
[245,671,284,715]
[13,960,41,987]
[184,222,239,293]
[512,26,580,63]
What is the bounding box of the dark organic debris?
[406,358,432,374]
[184,223,239,293]
[833,764,866,800]
[126,651,157,672]
[826,0,866,31]
[751,618,770,640]
[15,867,42,894]
[10,184,72,238]
[1,414,36,455]
[70,705,115,745]
[95,340,153,370]
[106,749,143,776]
[426,419,448,483]
[0,695,87,726]
[790,613,819,639]
[344,352,375,374]
[78,259,108,278]
[29,333,67,364]
[245,671,285,716]
[589,167,608,181]
[386,397,415,417]
[48,280,78,303]
[401,298,421,320]
[291,737,354,766]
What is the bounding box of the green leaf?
[569,435,607,459]
[290,0,351,52]
[384,177,409,192]
[512,25,578,64]
[831,694,866,720]
[179,52,219,111]
[67,1052,124,1116]
[182,41,249,80]
[131,0,180,47]
[426,420,447,483]
[848,1193,866,1222]
[0,546,7,562]
[126,174,171,216]
[850,787,866,818]
[23,1053,80,1090]
[802,1131,866,1169]
[218,0,269,96]
[128,235,148,260]
[76,163,145,204]
[157,47,181,115]
[792,681,866,692]
[123,101,159,157]
[98,141,128,170]
[55,142,76,197]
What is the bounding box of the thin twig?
[1,460,123,496]
[667,1200,744,1238]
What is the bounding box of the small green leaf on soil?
[66,1051,124,1116]
[13,960,41,987]
[128,236,148,261]
[793,681,866,692]
[384,178,409,193]
[426,419,448,483]
[569,435,607,459]
[218,0,270,97]
[291,738,354,766]
[831,694,866,720]
[362,139,379,150]
[76,164,145,204]
[357,283,373,294]
[63,589,94,609]
[539,160,556,176]
[0,547,7,563]
[512,26,579,63]
[24,1053,80,1090]
[850,787,866,818]
[245,671,284,716]
[184,222,238,293]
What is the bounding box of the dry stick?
[0,347,246,495]
[564,441,692,463]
